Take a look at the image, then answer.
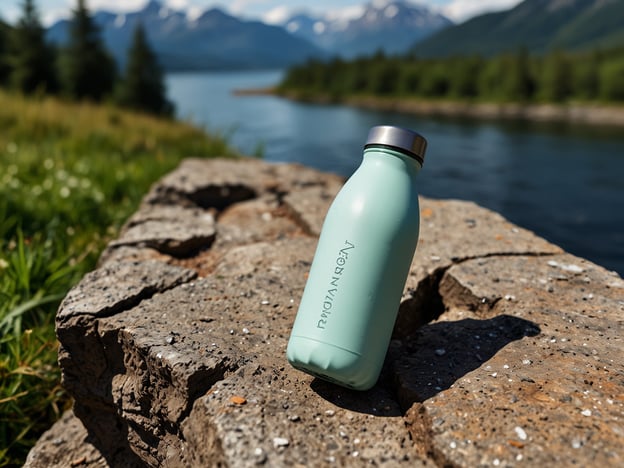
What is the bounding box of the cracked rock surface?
[27,158,624,467]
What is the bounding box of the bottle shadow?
[311,314,540,415]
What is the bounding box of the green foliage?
[538,50,572,102]
[58,0,116,101]
[417,61,450,97]
[7,0,57,93]
[115,23,173,116]
[599,58,624,101]
[448,55,483,99]
[571,50,600,100]
[0,20,12,85]
[0,90,235,466]
[279,46,624,104]
[500,49,535,102]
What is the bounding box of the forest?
[0,0,171,116]
[279,47,624,103]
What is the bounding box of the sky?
[0,0,523,26]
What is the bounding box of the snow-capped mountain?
[45,0,452,70]
[281,1,453,58]
[46,0,324,70]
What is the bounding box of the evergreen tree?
[59,0,116,101]
[501,49,535,102]
[7,0,57,93]
[116,22,173,116]
[0,20,11,85]
[539,50,571,102]
[573,49,600,100]
[370,58,400,95]
[449,55,484,98]
[599,58,624,101]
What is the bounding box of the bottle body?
[287,146,422,390]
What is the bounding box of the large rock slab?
[29,157,624,467]
[24,410,109,468]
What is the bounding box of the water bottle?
[287,125,427,390]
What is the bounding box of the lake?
[166,70,624,276]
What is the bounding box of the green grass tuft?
[0,89,236,465]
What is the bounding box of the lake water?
[166,70,624,276]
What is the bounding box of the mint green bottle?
[287,125,427,390]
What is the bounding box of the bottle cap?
[364,125,427,166]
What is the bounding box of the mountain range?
[44,0,624,71]
[46,1,323,70]
[45,0,452,70]
[414,0,624,57]
[280,2,452,58]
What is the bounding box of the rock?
[24,410,110,468]
[107,205,217,257]
[30,157,624,467]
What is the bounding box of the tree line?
[279,47,624,103]
[0,0,172,116]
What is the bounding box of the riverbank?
[235,87,624,127]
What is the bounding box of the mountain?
[46,0,325,70]
[413,0,624,57]
[282,1,453,58]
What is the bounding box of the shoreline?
[234,87,624,128]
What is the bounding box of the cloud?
[262,2,366,25]
[228,0,271,17]
[441,0,522,22]
[325,4,365,22]
[88,0,147,12]
[263,5,293,25]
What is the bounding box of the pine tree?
[501,48,535,102]
[116,22,173,116]
[7,0,57,93]
[539,50,571,102]
[0,20,10,85]
[59,0,116,101]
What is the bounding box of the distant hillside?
[47,0,324,70]
[413,0,624,57]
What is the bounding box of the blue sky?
[1,0,522,26]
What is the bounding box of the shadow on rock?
[392,314,540,409]
[309,314,540,415]
[310,377,404,417]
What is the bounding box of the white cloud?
[187,5,203,21]
[88,0,147,12]
[229,0,271,17]
[262,2,366,26]
[313,21,325,34]
[442,0,522,22]
[167,0,191,8]
[325,4,365,22]
[263,5,293,25]
[41,7,71,25]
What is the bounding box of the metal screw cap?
[365,125,427,165]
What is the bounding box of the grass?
[0,89,236,466]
